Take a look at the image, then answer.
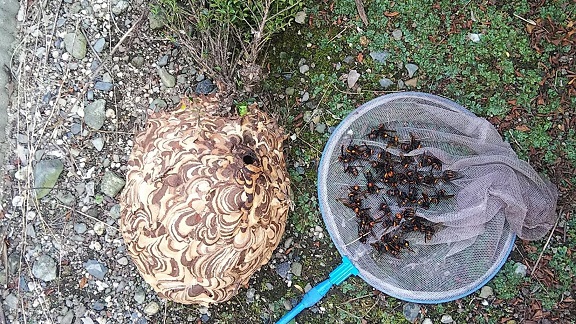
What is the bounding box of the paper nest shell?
[119,96,291,304]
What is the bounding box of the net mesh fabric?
[318,92,557,302]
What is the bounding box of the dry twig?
[530,210,561,277]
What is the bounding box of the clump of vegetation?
[152,0,302,109]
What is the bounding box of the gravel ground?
[0,1,225,323]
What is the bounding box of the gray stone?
[294,11,306,24]
[196,73,205,82]
[148,12,165,29]
[61,309,75,324]
[117,257,129,266]
[347,70,360,88]
[514,262,527,276]
[32,254,58,281]
[157,55,169,67]
[84,99,106,130]
[149,98,167,112]
[56,190,76,206]
[71,123,82,134]
[195,79,215,94]
[64,31,88,59]
[176,74,187,85]
[112,0,129,15]
[74,222,87,234]
[479,285,494,298]
[405,63,419,78]
[92,137,104,151]
[369,51,390,63]
[7,252,20,274]
[246,287,256,302]
[100,171,125,197]
[158,68,176,88]
[301,92,310,102]
[291,262,302,277]
[94,81,113,91]
[441,314,454,323]
[143,301,160,316]
[343,55,354,64]
[422,319,432,324]
[93,301,105,311]
[402,302,420,323]
[4,293,18,310]
[379,78,394,88]
[86,90,94,100]
[315,123,326,134]
[131,56,144,67]
[109,204,121,219]
[83,259,108,280]
[26,223,36,238]
[134,289,146,304]
[93,38,105,53]
[276,262,290,279]
[392,29,403,40]
[299,64,309,74]
[34,159,64,199]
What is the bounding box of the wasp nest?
[120,96,291,304]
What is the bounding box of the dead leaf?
[79,277,88,289]
[357,52,364,63]
[515,125,531,132]
[384,11,400,17]
[355,0,369,26]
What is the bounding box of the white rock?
[143,301,160,316]
[347,70,360,88]
[93,222,106,235]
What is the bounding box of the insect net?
[318,92,557,303]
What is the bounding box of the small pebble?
[32,254,58,282]
[93,222,106,235]
[294,11,306,24]
[283,299,292,310]
[93,38,105,52]
[299,64,309,74]
[143,301,160,316]
[134,289,146,304]
[92,137,104,151]
[347,70,360,88]
[422,319,432,324]
[441,314,454,323]
[246,288,256,303]
[93,301,105,311]
[118,257,129,266]
[285,87,295,96]
[94,81,113,91]
[379,78,394,88]
[157,55,169,67]
[301,92,310,102]
[405,63,419,78]
[392,29,403,40]
[514,262,527,276]
[83,260,108,280]
[291,262,303,277]
[74,222,87,234]
[479,285,494,298]
[131,56,145,67]
[276,262,290,279]
[402,302,420,322]
[369,51,389,63]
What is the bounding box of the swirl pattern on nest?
[120,96,290,304]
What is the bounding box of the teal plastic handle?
[276,256,359,324]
